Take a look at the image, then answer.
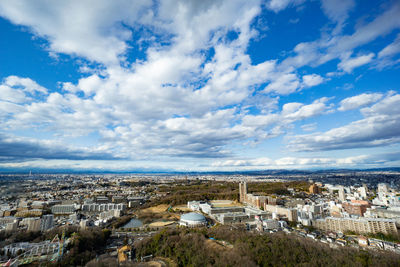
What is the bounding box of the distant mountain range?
[0,167,400,175]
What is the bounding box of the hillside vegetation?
[136,226,400,267]
[149,181,309,206]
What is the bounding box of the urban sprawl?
[1,171,400,265]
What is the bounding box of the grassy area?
[135,204,179,224]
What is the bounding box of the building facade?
[313,217,398,235]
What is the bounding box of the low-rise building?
[264,204,298,222]
[51,204,77,215]
[180,212,207,227]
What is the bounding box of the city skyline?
[1,0,400,172]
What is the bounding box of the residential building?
[40,214,54,232]
[313,217,398,235]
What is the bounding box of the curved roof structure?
[181,212,206,222]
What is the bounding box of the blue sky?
[1,0,400,171]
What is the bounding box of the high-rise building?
[239,181,247,203]
[338,186,346,202]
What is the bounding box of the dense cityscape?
[0,171,400,265]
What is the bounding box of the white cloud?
[0,0,154,65]
[0,76,47,104]
[265,0,304,13]
[239,97,332,145]
[301,123,317,132]
[338,53,374,73]
[0,133,119,161]
[378,34,400,58]
[321,0,355,33]
[338,93,383,111]
[283,97,331,121]
[376,33,400,68]
[0,1,281,158]
[302,74,324,87]
[212,154,376,169]
[288,93,400,151]
[0,1,400,170]
[281,2,400,71]
[263,73,300,95]
[4,76,47,94]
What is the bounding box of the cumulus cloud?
[265,0,304,13]
[239,97,332,145]
[338,93,383,111]
[376,34,400,68]
[288,93,400,151]
[378,34,400,58]
[281,2,400,71]
[338,53,375,73]
[282,97,331,121]
[1,1,334,162]
[0,76,47,104]
[0,133,120,162]
[0,0,153,64]
[301,123,317,132]
[263,73,300,95]
[321,0,355,33]
[211,153,396,169]
[0,1,400,170]
[302,74,324,87]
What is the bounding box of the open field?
[136,204,180,224]
[210,200,243,207]
[148,221,176,227]
[172,204,191,212]
[142,204,170,213]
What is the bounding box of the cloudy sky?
[0,0,400,172]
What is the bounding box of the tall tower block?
[239,181,247,203]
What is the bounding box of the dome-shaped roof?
[181,212,206,222]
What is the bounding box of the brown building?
[246,194,267,209]
[309,184,320,194]
[342,202,371,217]
[240,182,280,209]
